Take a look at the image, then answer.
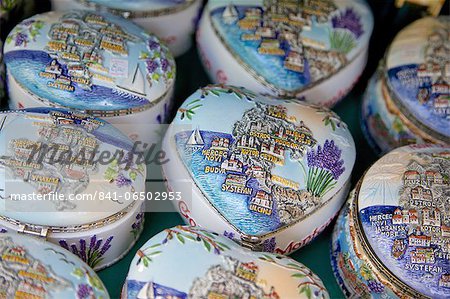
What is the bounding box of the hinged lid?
[0,232,109,298]
[205,0,373,96]
[125,225,329,298]
[0,108,146,227]
[385,16,450,142]
[4,10,175,116]
[357,144,450,298]
[167,85,355,237]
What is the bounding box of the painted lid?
[357,144,450,298]
[206,0,373,96]
[167,85,355,237]
[0,232,109,298]
[3,10,175,115]
[385,17,450,142]
[80,0,197,14]
[124,225,329,298]
[0,108,146,227]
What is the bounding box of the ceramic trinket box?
[0,40,5,105]
[0,232,109,298]
[123,225,329,298]
[4,10,175,144]
[362,17,450,155]
[196,0,373,107]
[0,108,146,270]
[162,85,355,254]
[331,144,450,298]
[50,0,203,57]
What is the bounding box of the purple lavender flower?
[147,39,160,50]
[160,58,170,72]
[59,240,69,250]
[213,247,221,255]
[100,236,113,255]
[331,8,364,38]
[58,235,114,268]
[77,284,94,299]
[306,140,345,197]
[156,103,169,124]
[15,32,28,46]
[262,237,276,253]
[146,59,159,74]
[79,239,87,262]
[116,173,132,187]
[0,228,7,233]
[224,231,235,240]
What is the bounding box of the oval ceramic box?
[362,16,450,154]
[0,108,147,270]
[49,0,202,57]
[196,0,373,107]
[3,10,175,144]
[162,84,355,254]
[123,225,329,298]
[331,144,450,298]
[0,232,109,298]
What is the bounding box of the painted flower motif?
[115,173,132,187]
[147,39,160,50]
[59,235,114,268]
[15,32,28,46]
[156,103,169,124]
[306,140,345,197]
[146,59,159,74]
[262,237,276,253]
[331,8,364,38]
[223,230,235,240]
[131,212,144,238]
[77,284,94,299]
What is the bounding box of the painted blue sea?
[176,130,281,236]
[4,50,150,111]
[360,205,450,298]
[211,6,313,92]
[126,280,187,298]
[387,65,449,137]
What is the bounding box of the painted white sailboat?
[186,128,204,146]
[222,3,239,24]
[137,281,155,299]
[118,64,147,97]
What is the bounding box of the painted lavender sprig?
[305,140,345,197]
[59,235,114,268]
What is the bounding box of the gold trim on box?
[76,0,197,18]
[395,0,445,17]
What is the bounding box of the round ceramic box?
[123,225,329,298]
[331,144,450,298]
[0,232,109,298]
[0,108,147,270]
[4,10,175,145]
[50,0,202,57]
[162,84,355,254]
[196,0,373,107]
[362,16,450,155]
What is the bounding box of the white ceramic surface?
[0,232,109,298]
[162,84,355,254]
[123,225,329,298]
[4,10,175,144]
[0,108,146,270]
[197,0,373,107]
[50,0,203,57]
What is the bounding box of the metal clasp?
[240,234,263,251]
[18,224,49,239]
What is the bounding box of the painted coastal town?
[211,0,366,92]
[176,94,347,236]
[360,152,450,296]
[0,111,103,210]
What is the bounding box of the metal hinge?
[240,234,263,251]
[18,224,49,239]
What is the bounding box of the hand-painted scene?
[359,151,450,298]
[125,226,328,299]
[210,0,371,93]
[4,10,174,111]
[387,18,449,138]
[174,86,350,237]
[0,235,107,299]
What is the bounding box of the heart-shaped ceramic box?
[331,144,450,299]
[4,10,175,145]
[196,0,373,107]
[162,85,355,254]
[49,0,202,57]
[0,108,146,270]
[123,225,329,298]
[0,232,109,298]
[361,17,450,155]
